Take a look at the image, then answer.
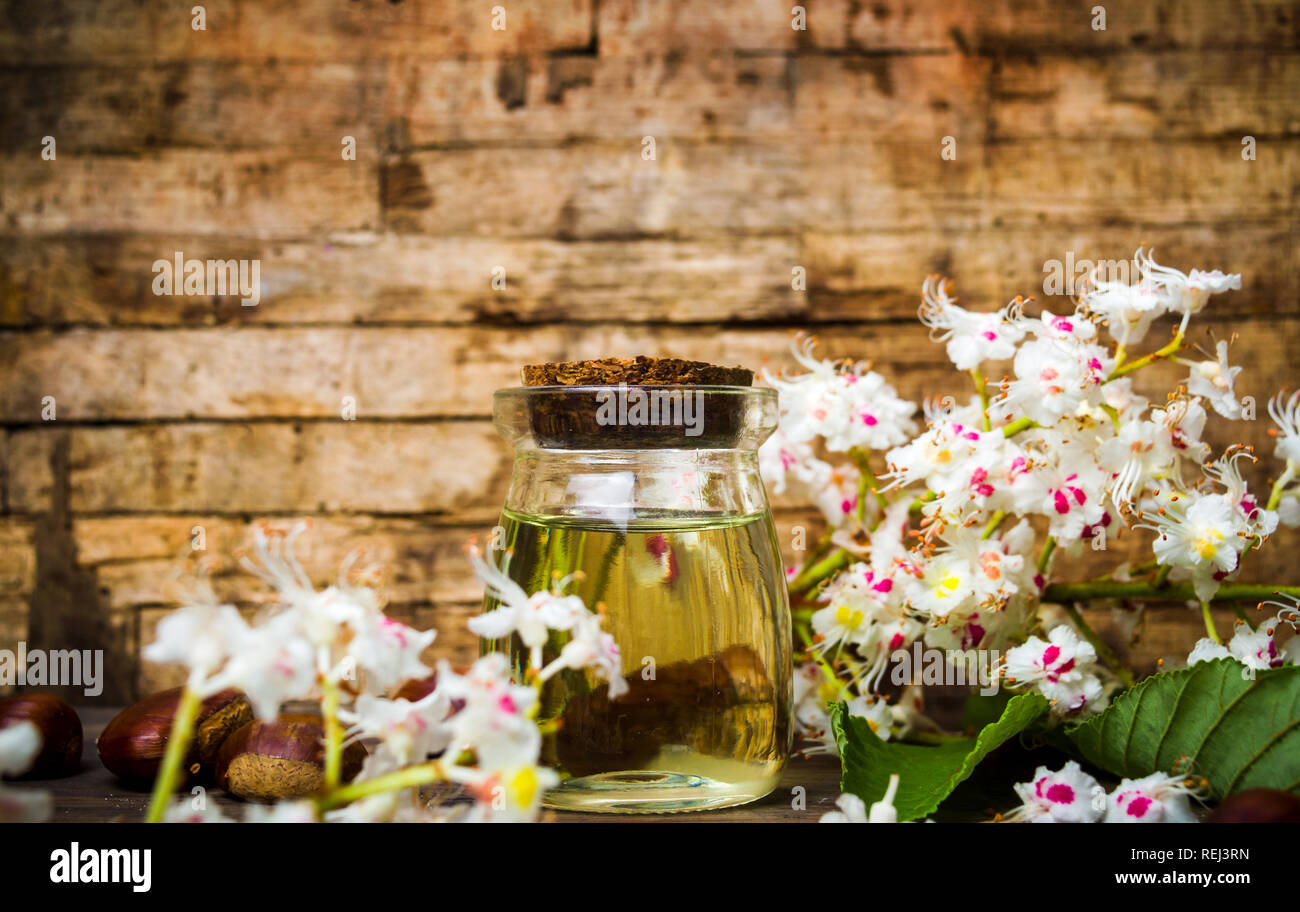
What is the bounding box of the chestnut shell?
[215,714,366,802]
[0,694,83,779]
[96,687,252,785]
[392,672,438,703]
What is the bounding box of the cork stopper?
[522,357,752,388]
[510,357,758,449]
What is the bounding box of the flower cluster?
[139,523,621,823]
[1003,760,1204,824]
[764,246,1295,753]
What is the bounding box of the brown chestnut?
[392,671,438,703]
[97,687,252,785]
[215,714,366,802]
[0,694,83,779]
[1207,788,1300,823]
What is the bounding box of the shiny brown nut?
[215,714,366,802]
[392,672,438,703]
[96,687,252,785]
[1207,788,1300,823]
[0,694,83,779]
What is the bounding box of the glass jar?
[483,384,793,813]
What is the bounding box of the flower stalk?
[145,684,201,824]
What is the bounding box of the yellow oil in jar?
[482,508,793,813]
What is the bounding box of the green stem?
[322,678,343,792]
[979,511,1006,541]
[1107,322,1186,380]
[1266,463,1297,511]
[1201,602,1221,644]
[1002,416,1038,438]
[1092,558,1158,583]
[803,530,834,569]
[1099,401,1121,431]
[145,685,202,823]
[1042,581,1300,603]
[849,448,891,513]
[1154,562,1172,589]
[1061,602,1134,687]
[317,761,447,812]
[788,548,852,596]
[794,615,814,649]
[1036,537,1057,575]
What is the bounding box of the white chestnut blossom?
[819,791,869,823]
[762,334,917,453]
[1104,772,1202,823]
[231,523,437,704]
[536,611,629,699]
[1006,761,1106,823]
[999,331,1112,427]
[341,691,452,767]
[820,774,902,823]
[1138,453,1277,603]
[758,428,832,497]
[468,546,589,666]
[438,654,542,772]
[468,545,626,698]
[1003,625,1105,715]
[1135,247,1241,316]
[1268,389,1300,464]
[1082,274,1166,345]
[1183,340,1243,419]
[1186,609,1296,671]
[918,276,1026,370]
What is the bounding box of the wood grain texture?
[1,0,1298,702]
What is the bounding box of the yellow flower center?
[510,767,539,808]
[835,605,865,629]
[934,575,962,599]
[1194,529,1223,560]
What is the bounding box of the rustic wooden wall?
[1,0,1298,701]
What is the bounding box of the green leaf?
[959,691,1012,732]
[1065,658,1300,798]
[831,692,1049,821]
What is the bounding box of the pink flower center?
[1045,783,1075,805]
[1126,796,1153,818]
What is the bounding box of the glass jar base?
[542,769,779,814]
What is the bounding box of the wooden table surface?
[10,708,841,823]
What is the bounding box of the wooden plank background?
[1,0,1298,701]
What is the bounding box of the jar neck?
[502,448,771,524]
